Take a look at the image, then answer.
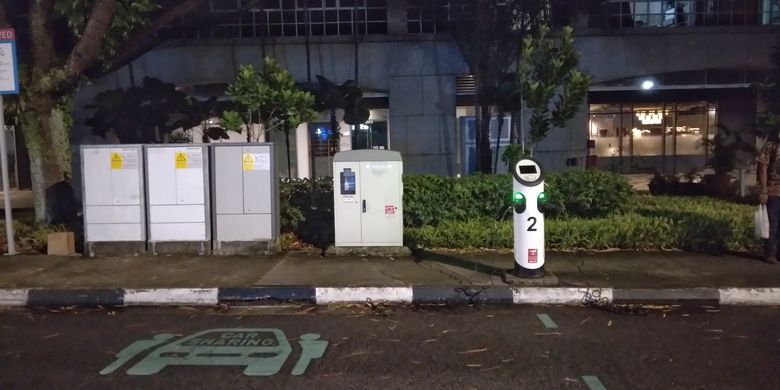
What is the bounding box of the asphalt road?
[0,304,778,389]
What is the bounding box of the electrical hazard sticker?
[385,205,395,216]
[110,152,123,170]
[528,249,538,264]
[175,152,188,169]
[242,154,254,171]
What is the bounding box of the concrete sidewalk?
[0,251,778,307]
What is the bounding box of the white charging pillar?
[512,158,547,278]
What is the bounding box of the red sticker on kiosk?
[528,249,538,263]
[385,205,395,215]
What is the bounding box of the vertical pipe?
[0,95,16,255]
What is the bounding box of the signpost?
[0,28,19,255]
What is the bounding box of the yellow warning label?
[110,152,123,170]
[175,152,188,169]
[242,153,254,171]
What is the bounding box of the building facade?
[65,0,780,185]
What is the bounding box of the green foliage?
[699,125,756,175]
[85,77,230,143]
[0,221,66,254]
[279,177,335,249]
[632,195,758,253]
[518,25,591,149]
[226,59,318,141]
[314,75,370,145]
[544,170,633,218]
[406,195,759,253]
[54,0,158,65]
[403,171,632,226]
[501,144,531,171]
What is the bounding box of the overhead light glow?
[641,80,655,90]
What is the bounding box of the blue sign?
[0,28,19,95]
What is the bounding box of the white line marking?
[315,287,413,304]
[123,288,218,305]
[719,288,780,305]
[0,289,28,306]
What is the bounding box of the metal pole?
[0,95,16,255]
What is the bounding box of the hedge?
[403,171,632,226]
[405,196,761,253]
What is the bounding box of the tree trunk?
[22,96,71,221]
[478,103,493,174]
[494,111,504,172]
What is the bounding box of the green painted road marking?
[101,329,328,377]
[292,334,329,376]
[582,375,607,390]
[100,333,177,375]
[536,313,558,329]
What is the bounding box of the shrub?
[279,177,334,248]
[631,195,758,253]
[544,170,633,218]
[405,196,760,253]
[406,215,677,251]
[0,221,66,254]
[403,171,632,226]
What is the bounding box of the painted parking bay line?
[536,313,558,329]
[582,375,607,390]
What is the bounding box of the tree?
[1,0,210,221]
[223,58,317,178]
[758,37,780,140]
[517,25,590,154]
[448,0,598,173]
[313,75,370,165]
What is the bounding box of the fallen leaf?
[501,359,514,363]
[466,364,482,368]
[607,320,613,327]
[564,378,579,383]
[704,329,723,333]
[458,348,488,355]
[41,333,59,340]
[580,317,591,326]
[481,365,503,372]
[423,338,437,343]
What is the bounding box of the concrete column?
[387,0,408,35]
[295,123,310,179]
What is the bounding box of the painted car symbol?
[101,328,328,377]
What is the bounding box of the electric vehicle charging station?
[511,158,547,277]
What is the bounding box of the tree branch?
[0,1,10,28]
[106,0,208,72]
[59,0,118,91]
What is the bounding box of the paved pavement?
[0,305,778,389]
[0,251,778,289]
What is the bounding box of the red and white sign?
[528,249,538,264]
[384,205,395,216]
[0,29,15,41]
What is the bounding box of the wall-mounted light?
[641,80,655,90]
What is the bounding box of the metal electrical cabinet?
[333,150,403,247]
[210,143,279,255]
[144,145,210,255]
[81,145,146,256]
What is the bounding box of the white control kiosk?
[511,158,547,278]
[333,150,403,247]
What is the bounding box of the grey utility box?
[144,145,211,255]
[81,145,146,256]
[210,143,280,255]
